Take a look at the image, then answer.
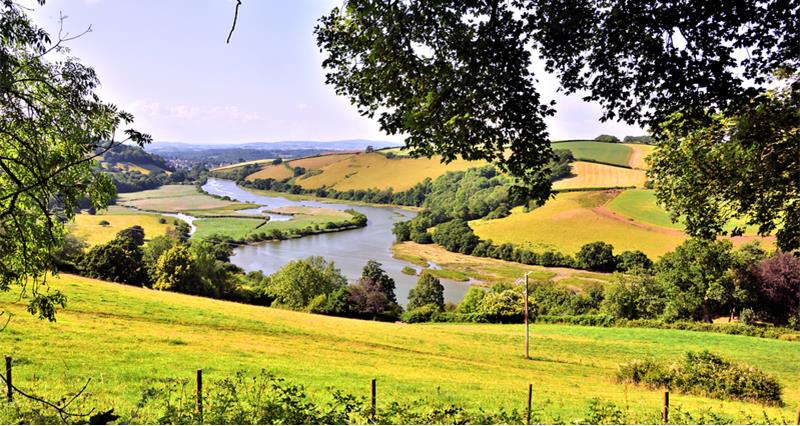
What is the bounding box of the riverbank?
[392,241,614,290]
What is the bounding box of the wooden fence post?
[370,378,376,419]
[4,356,11,402]
[662,390,669,424]
[196,369,203,423]
[526,383,532,425]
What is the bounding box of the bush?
[402,304,439,323]
[616,351,783,405]
[601,273,664,320]
[98,219,110,226]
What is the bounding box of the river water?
[201,178,472,305]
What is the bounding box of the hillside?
[246,152,487,192]
[1,274,798,422]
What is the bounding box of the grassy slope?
[296,152,486,192]
[471,191,686,258]
[246,163,294,181]
[607,189,762,235]
[1,275,798,422]
[622,144,655,169]
[69,206,175,246]
[552,141,633,167]
[552,162,646,190]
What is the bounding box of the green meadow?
[1,274,799,423]
[551,141,633,168]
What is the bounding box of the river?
[201,178,472,305]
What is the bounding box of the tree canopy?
[0,0,149,320]
[315,0,799,242]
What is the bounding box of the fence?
[2,355,799,425]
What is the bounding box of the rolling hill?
[1,274,798,423]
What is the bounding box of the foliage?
[51,234,88,274]
[616,351,783,405]
[622,135,654,145]
[656,239,736,322]
[616,250,653,271]
[153,245,197,294]
[401,304,440,324]
[142,234,180,281]
[594,134,620,143]
[316,2,556,202]
[407,272,444,311]
[431,219,479,255]
[0,0,149,320]
[649,74,800,251]
[80,227,147,285]
[266,257,347,309]
[749,253,800,326]
[360,260,397,302]
[576,241,617,272]
[456,286,486,314]
[601,273,665,320]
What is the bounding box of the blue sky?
[30,0,644,144]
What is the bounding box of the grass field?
[245,163,295,181]
[69,206,175,246]
[116,185,254,214]
[296,152,486,191]
[552,141,633,168]
[1,274,798,423]
[623,144,655,169]
[607,189,764,236]
[287,153,356,170]
[552,161,647,190]
[470,191,686,258]
[192,206,352,241]
[393,242,613,290]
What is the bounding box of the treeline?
[402,238,800,336]
[593,134,655,144]
[225,151,573,207]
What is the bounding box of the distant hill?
[146,139,401,168]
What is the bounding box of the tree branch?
[227,0,242,44]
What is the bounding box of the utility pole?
[524,272,530,359]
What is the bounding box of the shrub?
[98,219,110,226]
[402,304,439,323]
[616,351,783,405]
[158,217,167,224]
[616,250,653,271]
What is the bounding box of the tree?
[142,234,180,283]
[655,238,736,323]
[456,286,486,314]
[360,260,396,302]
[80,227,147,286]
[601,273,665,320]
[0,1,149,320]
[153,245,197,294]
[750,253,800,326]
[594,135,620,143]
[649,75,800,251]
[315,0,799,241]
[617,250,653,272]
[267,257,347,309]
[576,242,617,272]
[407,272,444,311]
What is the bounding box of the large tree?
[1,1,149,321]
[314,0,799,243]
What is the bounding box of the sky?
[30,0,645,144]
